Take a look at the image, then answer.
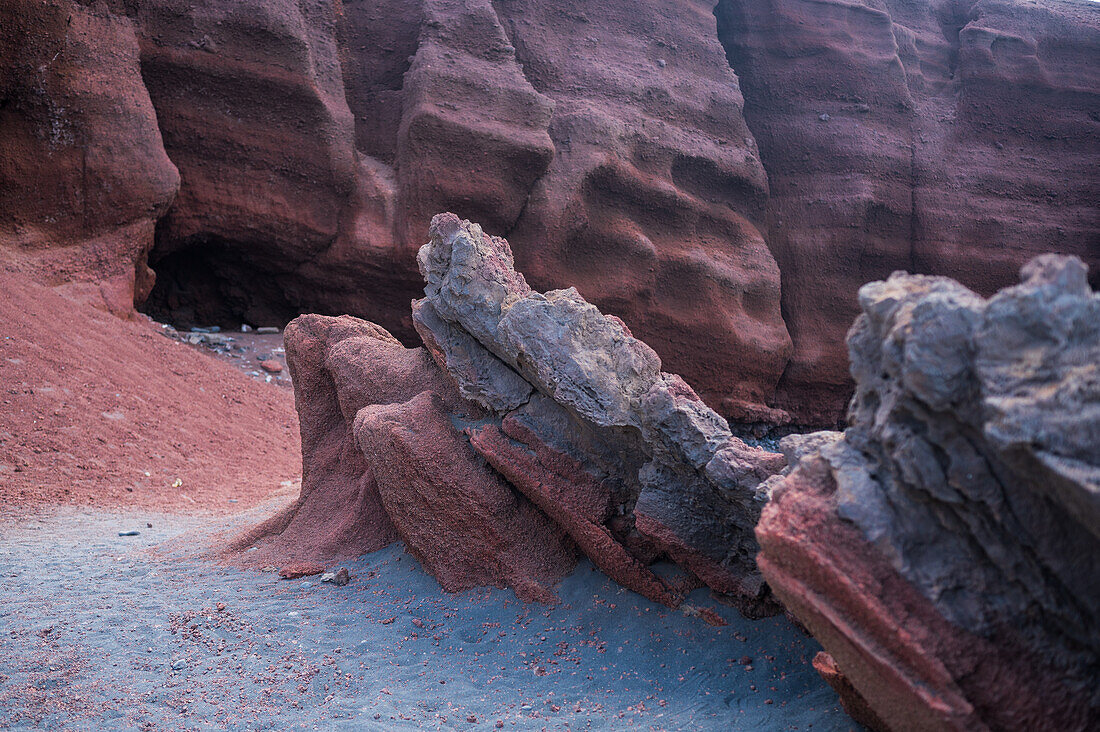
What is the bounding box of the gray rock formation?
[756,254,1099,730]
[415,213,788,614]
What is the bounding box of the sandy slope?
[0,269,300,514]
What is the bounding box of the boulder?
[237,311,576,601]
[756,255,1099,730]
[243,213,785,612]
[416,213,787,614]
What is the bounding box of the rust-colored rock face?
[233,309,578,601]
[715,0,1100,423]
[0,0,179,316]
[757,256,1100,730]
[2,0,1097,424]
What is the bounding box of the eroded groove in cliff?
[487,0,556,239]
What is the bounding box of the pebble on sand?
[321,567,351,586]
[279,562,325,579]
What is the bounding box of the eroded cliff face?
[715,0,1100,423]
[0,1,180,316]
[2,0,1096,425]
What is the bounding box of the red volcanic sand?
[0,269,300,514]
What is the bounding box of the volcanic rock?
[416,213,787,614]
[279,562,325,580]
[243,213,785,611]
[756,255,1099,730]
[233,310,576,601]
[0,0,179,315]
[715,0,1100,423]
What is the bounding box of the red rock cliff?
[2,0,1096,425]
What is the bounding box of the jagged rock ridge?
[756,254,1099,730]
[241,214,787,615]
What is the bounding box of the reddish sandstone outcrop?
[243,214,786,611]
[757,256,1100,729]
[232,311,576,601]
[0,0,179,315]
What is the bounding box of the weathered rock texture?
[757,255,1099,730]
[245,214,786,612]
[0,0,179,316]
[2,0,1097,424]
[715,0,1100,423]
[235,310,578,601]
[417,213,787,614]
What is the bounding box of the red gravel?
[0,269,300,514]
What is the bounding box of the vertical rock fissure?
[487,0,555,239]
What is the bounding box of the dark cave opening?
[139,241,302,331]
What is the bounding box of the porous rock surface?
[757,255,1099,730]
[246,214,786,612]
[6,0,1095,425]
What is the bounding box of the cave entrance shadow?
[140,239,302,331]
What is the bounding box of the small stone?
[256,326,280,334]
[118,530,140,537]
[657,58,666,68]
[320,567,351,586]
[279,562,324,579]
[496,722,504,729]
[146,522,152,528]
[819,113,830,122]
[259,359,283,374]
[240,324,253,332]
[171,658,187,670]
[467,715,477,723]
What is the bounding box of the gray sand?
[0,508,860,730]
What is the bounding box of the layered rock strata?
[715,0,1100,423]
[757,255,1100,730]
[246,213,786,613]
[4,0,1097,424]
[0,0,179,315]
